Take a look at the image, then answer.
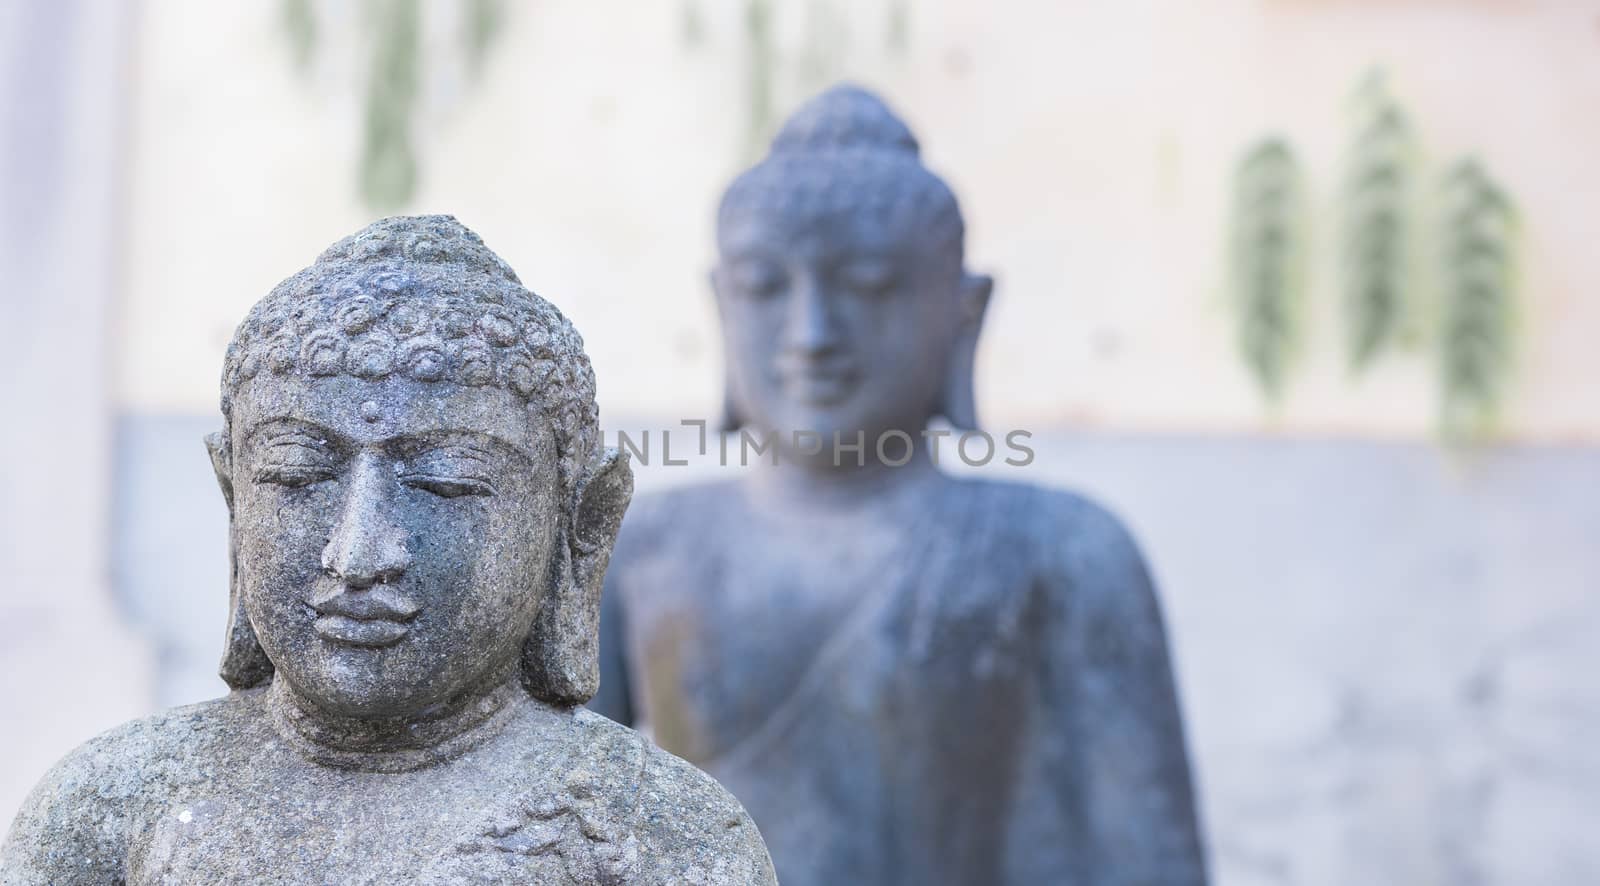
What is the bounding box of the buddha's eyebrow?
[448,441,495,463]
[720,243,783,263]
[397,432,527,464]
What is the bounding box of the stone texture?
[591,85,1208,884]
[0,216,775,884]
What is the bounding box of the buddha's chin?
[287,656,451,720]
[302,682,440,721]
[768,406,863,445]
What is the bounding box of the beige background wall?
[0,0,153,847]
[119,0,1600,438]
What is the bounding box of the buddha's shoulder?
[953,475,1143,556]
[20,691,265,797]
[625,747,776,882]
[632,735,775,881]
[0,692,268,878]
[612,478,743,555]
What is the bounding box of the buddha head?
[713,84,993,460]
[206,215,631,719]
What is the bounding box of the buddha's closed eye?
[397,448,499,498]
[247,426,509,498]
[838,259,898,297]
[254,436,339,488]
[255,463,336,488]
[727,259,787,299]
[399,473,495,498]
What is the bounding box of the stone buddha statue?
[591,86,1208,884]
[0,216,776,885]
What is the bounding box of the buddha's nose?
[321,454,412,589]
[784,277,841,356]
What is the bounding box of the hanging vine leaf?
[1229,138,1306,400]
[360,0,421,210]
[690,1,901,161]
[743,0,776,161]
[282,0,317,71]
[280,0,508,210]
[1341,70,1416,371]
[1438,158,1516,440]
[464,0,504,77]
[886,0,910,53]
[680,0,707,49]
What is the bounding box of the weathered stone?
[591,85,1208,884]
[0,216,775,885]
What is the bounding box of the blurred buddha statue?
[592,85,1208,885]
[0,216,775,885]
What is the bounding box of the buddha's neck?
[265,670,526,773]
[743,435,942,516]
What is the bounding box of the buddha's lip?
[307,588,419,648]
[779,367,858,405]
[313,614,410,648]
[774,357,858,379]
[309,587,421,622]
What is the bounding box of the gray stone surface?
[0,216,776,885]
[590,85,1208,884]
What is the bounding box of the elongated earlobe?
[520,449,634,705]
[940,272,993,430]
[205,431,234,511]
[219,590,274,690]
[719,384,744,432]
[710,266,745,432]
[206,431,274,689]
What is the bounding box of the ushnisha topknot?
[768,83,921,156]
[717,83,965,261]
[220,214,600,500]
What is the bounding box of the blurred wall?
[3,2,1598,885]
[0,0,153,841]
[115,0,1600,438]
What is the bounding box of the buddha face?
[227,372,562,718]
[714,205,969,459]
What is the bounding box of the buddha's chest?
[617,514,1032,764]
[620,536,873,759]
[125,769,623,884]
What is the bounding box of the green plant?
[360,0,420,211]
[1341,71,1416,371]
[1229,138,1307,400]
[464,0,505,78]
[283,0,315,70]
[1437,158,1517,440]
[1229,70,1521,442]
[680,0,707,48]
[280,0,508,210]
[693,0,909,162]
[743,0,777,161]
[886,0,910,53]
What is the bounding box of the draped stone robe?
[0,687,775,884]
[594,475,1208,885]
